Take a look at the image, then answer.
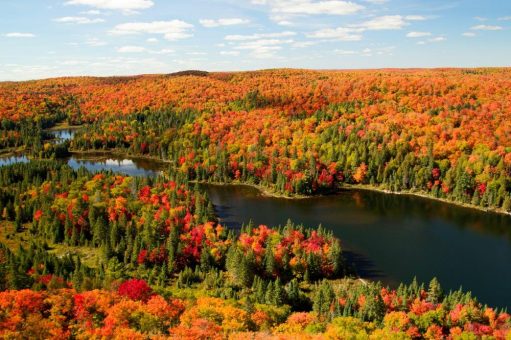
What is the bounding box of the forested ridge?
[0,69,510,338]
[2,69,511,211]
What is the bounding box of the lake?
[204,184,511,309]
[1,149,510,308]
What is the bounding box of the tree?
[118,278,153,302]
[427,277,443,304]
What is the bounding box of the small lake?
[65,153,165,177]
[0,153,165,177]
[204,184,511,309]
[1,148,510,308]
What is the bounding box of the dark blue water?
[204,184,511,309]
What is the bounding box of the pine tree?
[427,277,443,304]
[263,247,276,278]
[503,195,511,212]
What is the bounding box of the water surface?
[205,184,511,309]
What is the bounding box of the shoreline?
[199,179,511,217]
[3,146,510,217]
[192,180,310,200]
[342,183,511,217]
[46,123,83,131]
[69,149,173,165]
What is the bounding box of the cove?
[204,183,511,309]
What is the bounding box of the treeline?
[2,70,511,212]
[69,104,511,213]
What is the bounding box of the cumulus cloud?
[117,45,174,54]
[110,20,194,40]
[406,31,431,38]
[199,18,250,28]
[335,46,394,57]
[306,27,362,41]
[85,37,107,46]
[462,32,476,37]
[220,51,241,56]
[65,0,153,13]
[471,24,503,31]
[307,15,411,42]
[362,0,387,4]
[225,31,296,41]
[292,40,317,48]
[4,32,35,38]
[405,15,426,21]
[429,36,446,42]
[417,36,446,45]
[80,9,103,15]
[352,15,407,30]
[54,16,105,24]
[334,49,357,55]
[117,45,146,53]
[229,37,295,59]
[252,0,364,18]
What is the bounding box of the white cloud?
[4,32,35,38]
[417,36,446,45]
[277,20,293,26]
[334,49,357,55]
[474,16,487,22]
[118,45,146,53]
[429,36,446,42]
[292,40,317,47]
[152,48,174,54]
[406,31,431,38]
[110,20,194,40]
[199,18,250,28]
[85,37,107,46]
[471,24,503,31]
[220,51,240,56]
[334,46,394,57]
[117,45,174,54]
[405,15,426,21]
[307,15,412,42]
[146,37,158,43]
[462,32,476,37]
[253,0,364,16]
[65,0,153,13]
[80,9,103,15]
[225,31,296,41]
[498,16,511,21]
[54,16,105,24]
[232,38,294,58]
[352,15,407,30]
[307,27,362,41]
[362,0,387,4]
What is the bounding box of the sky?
[0,0,510,81]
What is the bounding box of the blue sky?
[0,0,510,80]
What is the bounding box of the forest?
[0,69,510,338]
[2,69,511,210]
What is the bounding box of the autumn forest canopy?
[0,68,510,338]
